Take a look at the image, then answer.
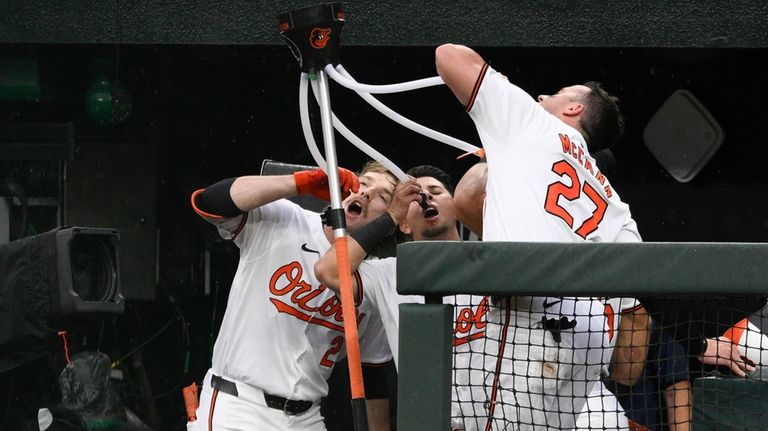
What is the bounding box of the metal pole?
[314,68,369,431]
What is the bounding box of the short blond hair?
[359,160,398,185]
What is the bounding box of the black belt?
[210,375,314,415]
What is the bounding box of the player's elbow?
[435,44,458,76]
[610,369,642,387]
[314,260,340,293]
[609,349,647,386]
[454,162,487,236]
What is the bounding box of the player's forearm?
[365,398,390,431]
[609,308,651,385]
[610,347,647,386]
[229,175,298,211]
[435,43,485,107]
[664,380,692,431]
[314,237,367,296]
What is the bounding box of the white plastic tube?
[324,64,444,94]
[309,79,409,182]
[299,73,327,172]
[336,65,481,154]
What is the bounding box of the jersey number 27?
[544,159,607,239]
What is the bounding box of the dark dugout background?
[0,1,767,429]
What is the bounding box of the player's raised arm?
[314,179,422,297]
[435,43,486,108]
[191,168,359,218]
[454,161,487,238]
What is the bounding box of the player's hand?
[699,336,756,377]
[293,168,360,201]
[387,178,422,223]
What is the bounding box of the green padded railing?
[397,241,768,297]
[395,241,768,430]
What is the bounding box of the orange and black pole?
[277,5,368,431]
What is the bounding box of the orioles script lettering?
[269,261,362,333]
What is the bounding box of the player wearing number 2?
[436,44,641,430]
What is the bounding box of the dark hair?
[406,165,454,195]
[580,82,625,152]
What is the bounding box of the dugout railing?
[395,241,768,430]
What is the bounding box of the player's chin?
[345,214,366,231]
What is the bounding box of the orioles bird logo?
[309,27,332,49]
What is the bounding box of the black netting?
[447,295,768,431]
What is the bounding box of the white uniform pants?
[574,382,629,430]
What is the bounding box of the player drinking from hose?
[315,165,492,430]
[456,160,648,431]
[190,161,397,431]
[436,43,642,430]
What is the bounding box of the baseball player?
[189,161,398,431]
[436,43,641,430]
[454,161,642,430]
[313,165,491,431]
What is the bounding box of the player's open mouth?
[423,206,439,219]
[348,201,363,216]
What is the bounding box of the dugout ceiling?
[0,1,767,297]
[1,1,768,48]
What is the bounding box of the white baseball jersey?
[573,297,640,430]
[355,259,488,366]
[465,65,641,430]
[355,258,490,430]
[194,199,391,403]
[603,296,642,349]
[450,295,491,431]
[468,64,640,244]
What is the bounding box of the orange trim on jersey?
[353,271,363,306]
[190,189,248,240]
[605,303,615,342]
[485,297,511,431]
[723,318,749,343]
[231,212,248,239]
[208,387,219,430]
[270,298,347,332]
[453,331,485,347]
[466,62,489,113]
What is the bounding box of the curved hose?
[309,79,409,182]
[324,64,444,94]
[335,65,480,154]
